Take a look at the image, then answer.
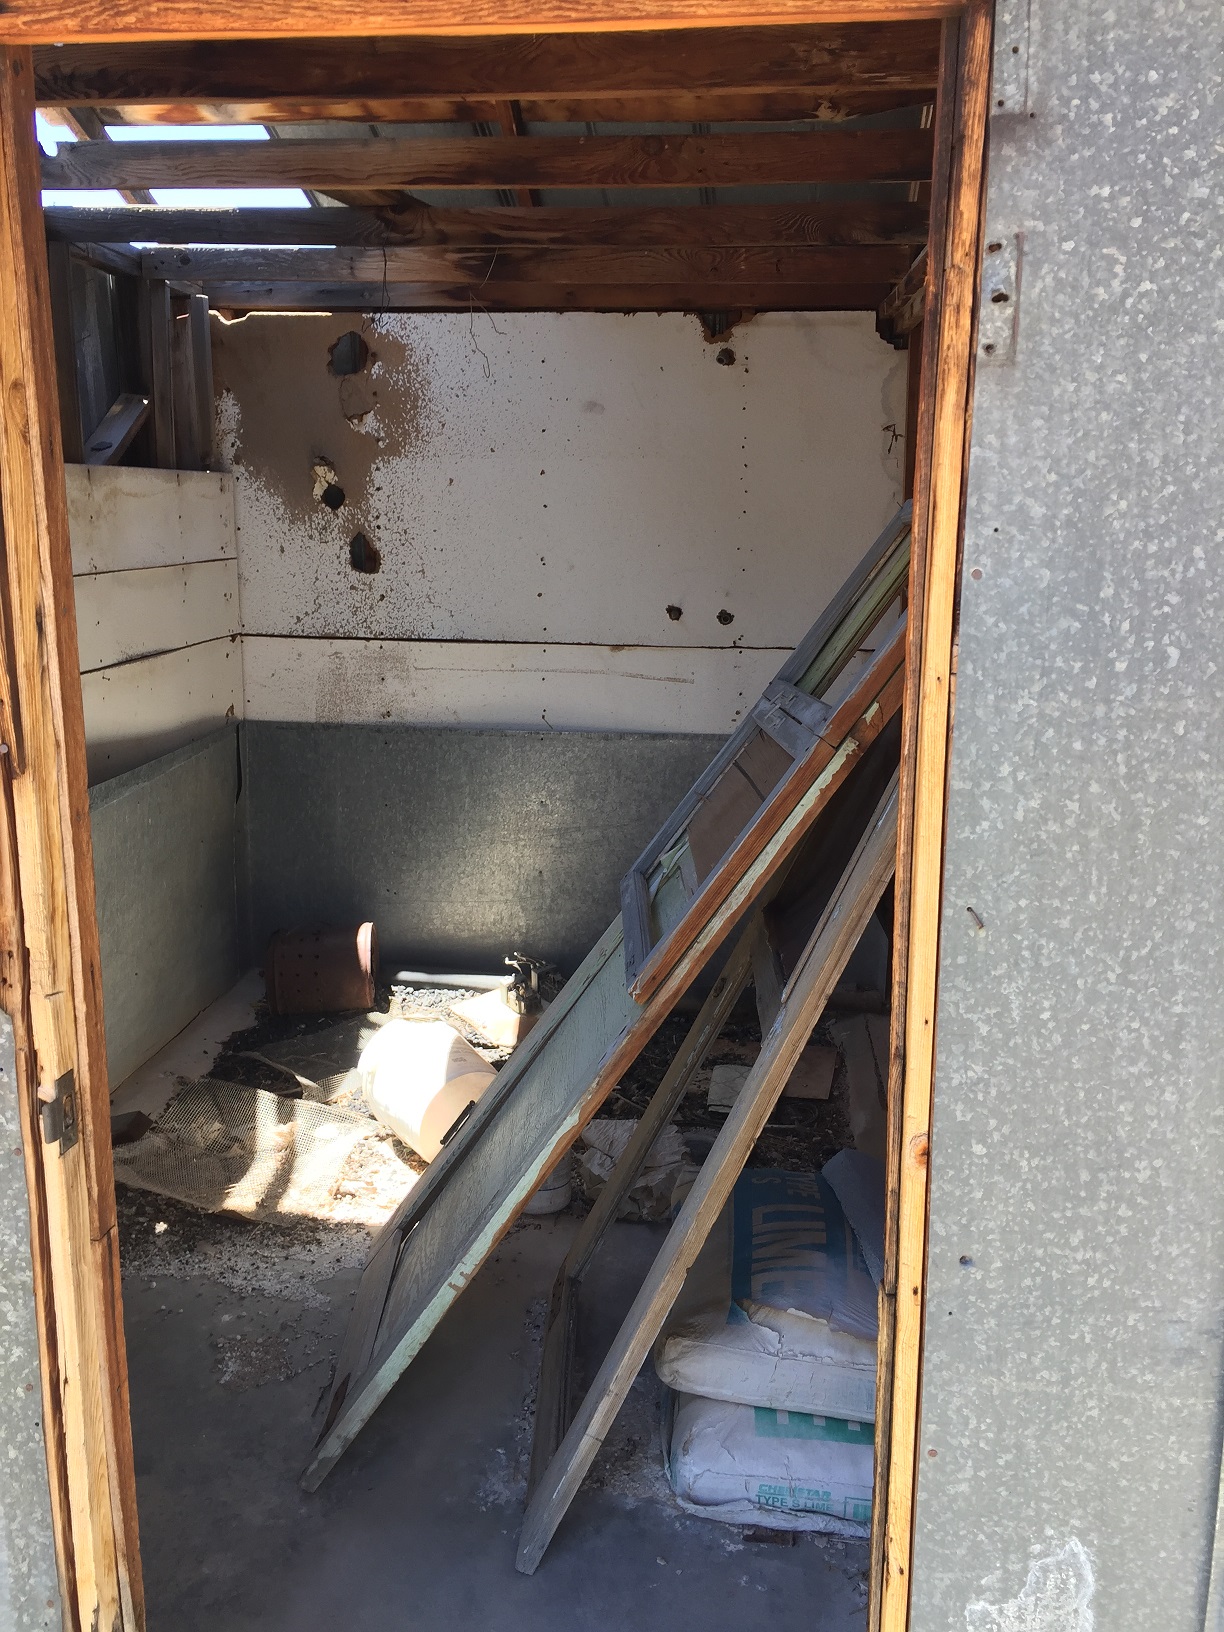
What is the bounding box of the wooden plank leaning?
[527,911,764,1495]
[517,772,899,1574]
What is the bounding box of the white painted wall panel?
[215,311,906,700]
[65,463,235,575]
[242,636,785,735]
[74,559,239,673]
[82,639,241,783]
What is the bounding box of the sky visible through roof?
[37,114,312,210]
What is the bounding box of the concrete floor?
[119,1199,869,1631]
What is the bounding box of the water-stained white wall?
[214,309,906,734]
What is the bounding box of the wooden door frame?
[0,5,989,1628]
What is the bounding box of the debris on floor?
[359,1017,498,1160]
[576,1117,689,1221]
[111,1077,417,1227]
[450,984,546,1049]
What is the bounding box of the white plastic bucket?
[359,1018,496,1161]
[522,1152,573,1215]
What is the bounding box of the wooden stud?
[527,914,761,1495]
[517,775,899,1575]
[81,390,149,464]
[876,244,927,345]
[872,8,991,1632]
[0,44,143,1631]
[45,241,84,463]
[33,24,942,103]
[44,200,931,250]
[41,129,935,192]
[137,276,174,467]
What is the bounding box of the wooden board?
[33,25,941,103]
[42,129,935,192]
[45,200,931,250]
[528,912,761,1493]
[197,280,894,315]
[621,502,911,1002]
[73,558,238,674]
[517,773,899,1573]
[141,243,913,286]
[80,638,242,782]
[875,8,991,1631]
[2,2,959,46]
[81,88,934,124]
[0,44,142,1630]
[65,463,235,576]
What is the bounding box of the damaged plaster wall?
[911,2,1224,1629]
[213,309,905,734]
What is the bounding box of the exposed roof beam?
[92,89,933,125]
[44,200,930,248]
[142,242,912,284]
[200,279,894,314]
[41,129,934,191]
[34,25,940,104]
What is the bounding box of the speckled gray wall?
[0,1014,61,1630]
[911,3,1224,1629]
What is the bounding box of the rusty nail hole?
[991,290,1010,304]
[970,567,983,580]
[665,605,683,621]
[927,1448,938,1458]
[986,241,1003,253]
[716,609,735,626]
[716,347,736,366]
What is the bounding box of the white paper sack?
[667,1392,872,1535]
[656,1300,876,1420]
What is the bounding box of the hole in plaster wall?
[665,605,683,621]
[350,532,381,574]
[716,347,737,367]
[312,460,346,510]
[716,609,735,626]
[329,331,371,376]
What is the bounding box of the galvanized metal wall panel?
[0,1014,60,1631]
[911,2,1224,1627]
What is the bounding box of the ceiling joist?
[33,24,940,105]
[141,242,913,284]
[199,279,893,314]
[43,200,930,248]
[41,129,934,192]
[91,89,931,126]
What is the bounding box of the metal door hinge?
[38,1069,78,1155]
[979,233,1023,365]
[992,0,1032,118]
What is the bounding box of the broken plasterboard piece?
[783,1042,838,1100]
[828,1014,887,1159]
[707,1062,751,1113]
